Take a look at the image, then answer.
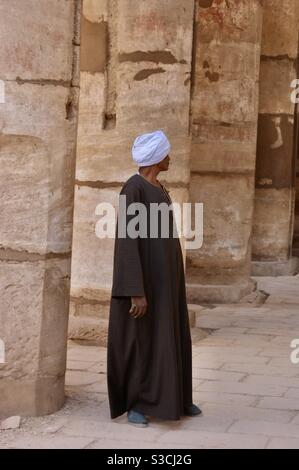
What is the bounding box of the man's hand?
[129,296,147,318]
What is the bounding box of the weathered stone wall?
[69,0,195,335]
[294,122,299,256]
[186,0,263,302]
[0,0,81,417]
[252,0,299,276]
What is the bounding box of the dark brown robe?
[107,173,193,420]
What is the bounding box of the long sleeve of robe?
[110,182,145,298]
[107,174,193,420]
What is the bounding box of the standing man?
[107,130,201,426]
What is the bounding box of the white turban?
[132,130,171,167]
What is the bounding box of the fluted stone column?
[0,0,81,417]
[187,0,263,303]
[252,0,299,276]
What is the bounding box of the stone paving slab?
[257,397,299,411]
[221,362,299,377]
[158,429,268,449]
[199,403,296,424]
[267,438,299,449]
[228,419,299,438]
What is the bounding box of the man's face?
[158,155,170,171]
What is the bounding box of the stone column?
[0,0,81,417]
[69,0,195,340]
[293,110,299,257]
[252,0,299,276]
[187,0,263,303]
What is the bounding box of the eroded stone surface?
[0,0,80,418]
[0,0,74,81]
[252,0,298,268]
[188,0,263,301]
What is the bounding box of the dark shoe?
[184,404,202,416]
[127,410,148,427]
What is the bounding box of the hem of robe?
[109,401,194,422]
